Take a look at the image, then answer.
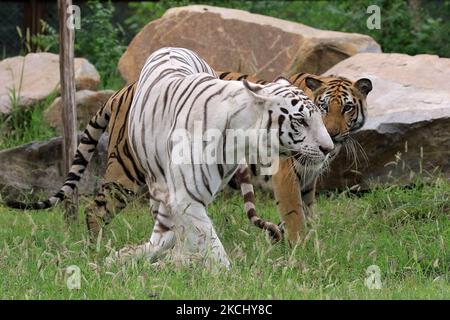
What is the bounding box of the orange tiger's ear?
[354,78,372,97]
[305,77,323,91]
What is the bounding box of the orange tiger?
[219,71,372,243]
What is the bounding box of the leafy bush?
[75,0,126,89]
[15,20,58,55]
[31,20,59,53]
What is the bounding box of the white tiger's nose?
[319,145,333,155]
[318,134,334,156]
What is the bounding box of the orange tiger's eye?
[343,104,353,112]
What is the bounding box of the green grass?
[0,93,57,150]
[0,178,448,299]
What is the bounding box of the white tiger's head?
[243,77,334,165]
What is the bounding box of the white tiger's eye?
[296,118,308,127]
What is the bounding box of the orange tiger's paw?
[86,216,99,239]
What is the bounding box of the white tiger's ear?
[273,75,291,86]
[243,79,278,110]
[243,79,265,94]
[243,79,269,102]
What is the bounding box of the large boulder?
[0,53,100,114]
[44,90,115,134]
[319,53,450,190]
[0,133,108,199]
[118,5,381,84]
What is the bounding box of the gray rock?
[0,53,101,114]
[44,90,115,134]
[0,133,108,199]
[319,53,450,190]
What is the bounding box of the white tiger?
[115,47,333,268]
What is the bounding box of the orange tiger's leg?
[86,157,138,241]
[272,158,306,244]
[301,178,317,220]
[85,182,134,242]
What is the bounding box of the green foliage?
[15,26,32,55]
[0,93,56,150]
[75,0,126,89]
[126,0,450,58]
[126,0,190,34]
[353,0,450,58]
[15,20,58,55]
[32,20,59,53]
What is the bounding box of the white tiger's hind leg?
[114,200,175,263]
[147,200,176,258]
[171,201,230,270]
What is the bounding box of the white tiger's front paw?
[206,253,231,273]
[104,249,122,268]
[104,243,149,267]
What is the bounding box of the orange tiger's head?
[292,74,372,143]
